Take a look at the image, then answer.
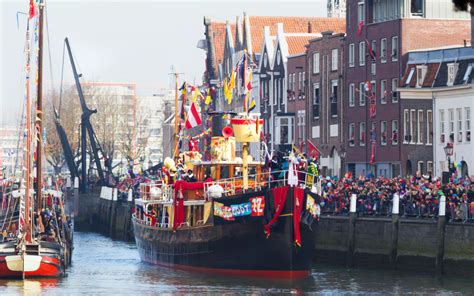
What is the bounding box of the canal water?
[0,232,472,295]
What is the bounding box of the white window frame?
[298,72,302,98]
[330,80,338,118]
[359,121,366,146]
[313,83,320,119]
[380,80,387,104]
[427,110,433,145]
[391,78,398,103]
[416,66,427,88]
[449,109,454,142]
[302,72,306,99]
[410,109,416,144]
[358,1,365,24]
[427,161,433,174]
[466,107,471,142]
[404,109,410,143]
[447,63,459,86]
[440,110,445,144]
[349,43,355,67]
[417,110,424,144]
[331,48,338,71]
[349,83,355,107]
[392,119,398,145]
[381,121,387,146]
[406,68,415,86]
[313,53,320,74]
[276,116,294,145]
[359,42,366,66]
[381,38,387,63]
[349,123,355,147]
[359,82,366,106]
[297,110,306,143]
[457,108,463,143]
[417,161,424,174]
[392,36,398,62]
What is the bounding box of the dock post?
[436,195,446,274]
[347,193,357,267]
[73,177,79,217]
[389,193,400,268]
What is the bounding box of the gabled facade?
[306,31,345,177]
[344,0,470,178]
[399,47,474,178]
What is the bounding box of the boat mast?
[24,22,32,243]
[35,0,44,211]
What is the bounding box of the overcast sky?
[0,0,326,126]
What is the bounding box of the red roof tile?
[210,16,346,66]
[249,16,345,54]
[286,35,317,55]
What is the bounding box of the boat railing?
[204,169,320,198]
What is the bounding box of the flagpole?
[169,71,183,160]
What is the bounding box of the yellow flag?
[192,89,198,102]
[205,94,211,105]
[229,70,235,90]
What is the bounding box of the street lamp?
[443,142,454,174]
[340,150,346,177]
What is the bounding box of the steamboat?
[132,111,321,278]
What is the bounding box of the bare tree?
[44,86,81,174]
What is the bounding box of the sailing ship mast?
[35,0,44,211]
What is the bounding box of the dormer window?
[447,63,459,86]
[411,0,424,16]
[463,64,473,83]
[406,68,415,86]
[416,65,427,87]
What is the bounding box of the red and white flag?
[185,102,201,129]
[29,0,36,19]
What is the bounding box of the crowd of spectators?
[316,174,474,223]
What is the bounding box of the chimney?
[308,21,313,33]
[204,17,217,80]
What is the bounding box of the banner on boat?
[214,196,265,221]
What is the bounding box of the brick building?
[344,0,470,178]
[287,53,307,151]
[306,31,345,177]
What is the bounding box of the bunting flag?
[248,98,256,112]
[246,70,252,92]
[369,92,377,118]
[229,69,236,89]
[205,92,211,105]
[307,139,319,159]
[357,20,364,36]
[29,0,36,19]
[224,78,233,104]
[370,141,376,165]
[185,102,202,129]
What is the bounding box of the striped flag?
[185,102,202,129]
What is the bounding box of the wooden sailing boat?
[0,0,71,278]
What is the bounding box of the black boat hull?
[132,189,316,278]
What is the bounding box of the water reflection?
[0,232,473,295]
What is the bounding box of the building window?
[463,63,473,82]
[391,78,398,103]
[449,109,454,142]
[447,63,459,86]
[359,82,366,106]
[411,0,424,16]
[313,84,320,119]
[457,108,463,142]
[427,110,433,144]
[330,80,338,117]
[331,49,338,71]
[298,72,302,98]
[302,72,306,98]
[381,38,387,63]
[404,109,410,143]
[380,80,387,104]
[371,40,376,62]
[440,110,445,143]
[392,120,398,145]
[349,83,355,107]
[292,73,296,93]
[381,121,387,145]
[466,107,471,142]
[359,122,366,146]
[406,68,415,85]
[391,36,399,62]
[297,110,306,143]
[427,161,433,174]
[358,1,365,23]
[418,110,424,144]
[349,43,355,67]
[288,74,292,92]
[416,66,427,87]
[276,117,293,145]
[359,42,366,66]
[313,53,320,74]
[417,161,424,175]
[410,110,417,144]
[349,123,355,147]
[370,121,377,143]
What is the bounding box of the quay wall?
[314,215,474,276]
[72,188,474,275]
